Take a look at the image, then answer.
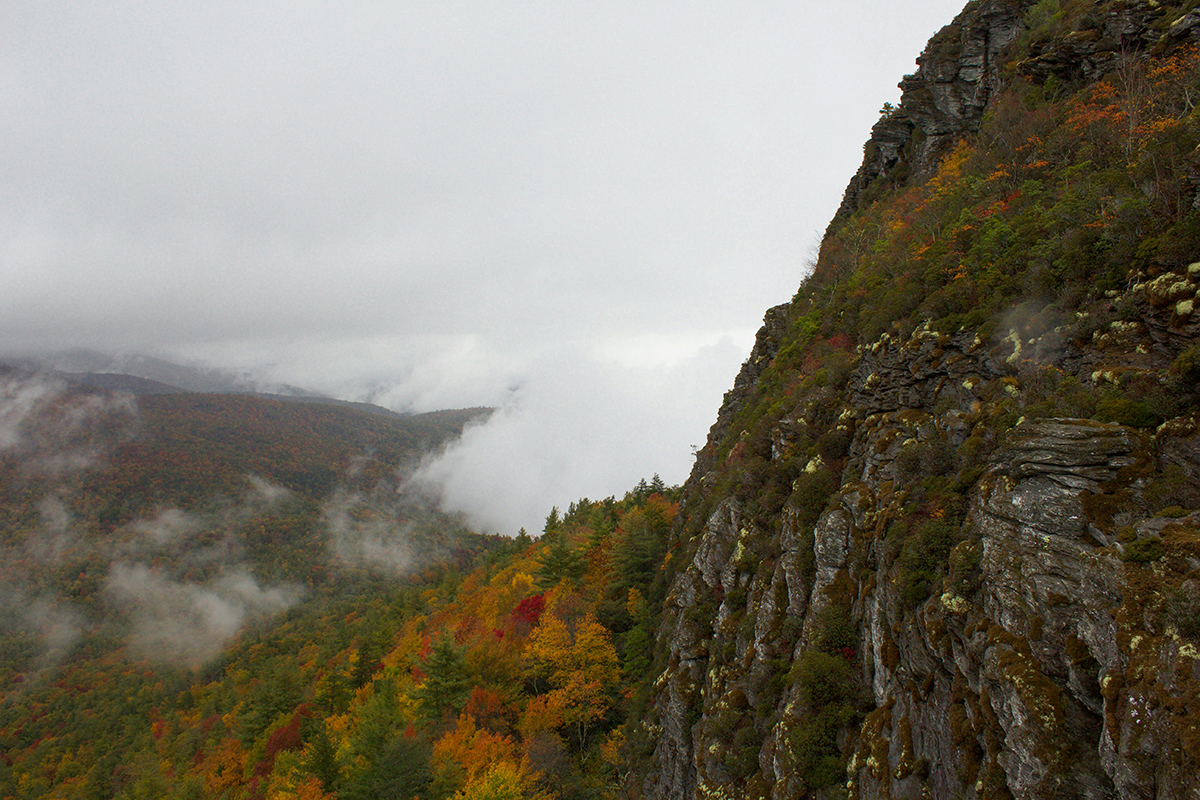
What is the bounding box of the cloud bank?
[0,369,441,669]
[0,370,137,474]
[410,337,745,535]
[2,1,968,538]
[0,585,85,670]
[323,488,420,575]
[106,564,300,667]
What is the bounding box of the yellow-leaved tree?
[523,612,620,749]
[452,761,554,800]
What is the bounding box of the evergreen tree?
[344,736,433,800]
[612,505,668,598]
[621,589,653,680]
[352,612,393,688]
[305,726,341,796]
[414,637,471,722]
[240,659,304,745]
[534,535,585,590]
[343,676,437,800]
[543,506,561,536]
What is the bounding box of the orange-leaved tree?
[432,713,519,790]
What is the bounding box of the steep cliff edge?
[837,0,1029,219]
[635,2,1200,798]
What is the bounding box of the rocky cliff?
[634,2,1200,798]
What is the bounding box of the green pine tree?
[413,637,471,722]
[535,535,585,589]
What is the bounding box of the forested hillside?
[0,370,499,798]
[0,369,683,800]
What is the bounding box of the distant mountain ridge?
[0,369,503,798]
[61,371,186,396]
[1,348,415,419]
[5,348,278,394]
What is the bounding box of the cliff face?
[636,2,1200,798]
[837,0,1031,220]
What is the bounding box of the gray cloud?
[322,489,420,575]
[0,374,59,450]
[245,474,292,505]
[106,563,300,667]
[0,371,138,474]
[113,477,290,572]
[0,366,399,668]
[1,1,968,531]
[23,594,85,661]
[129,508,202,548]
[26,496,78,564]
[0,585,85,670]
[2,1,964,349]
[409,336,745,534]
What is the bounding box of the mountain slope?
[0,370,502,797]
[638,2,1200,799]
[5,2,1200,799]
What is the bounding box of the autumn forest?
[0,370,675,799]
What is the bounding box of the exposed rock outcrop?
[638,2,1200,798]
[838,0,1200,223]
[1018,0,1200,85]
[837,0,1030,219]
[644,265,1200,800]
[645,308,1200,799]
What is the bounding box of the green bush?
[948,540,983,597]
[813,605,856,654]
[918,438,954,476]
[1145,464,1200,514]
[790,468,837,529]
[900,570,939,608]
[1121,536,1164,563]
[816,429,851,463]
[787,715,845,791]
[1154,506,1189,519]
[896,444,923,486]
[897,516,959,607]
[726,725,764,778]
[784,651,859,792]
[1095,396,1160,429]
[1170,345,1200,385]
[793,651,854,708]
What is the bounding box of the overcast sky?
[2,1,968,535]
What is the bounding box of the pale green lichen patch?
[940,591,970,615]
[1005,330,1023,364]
[697,779,735,800]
